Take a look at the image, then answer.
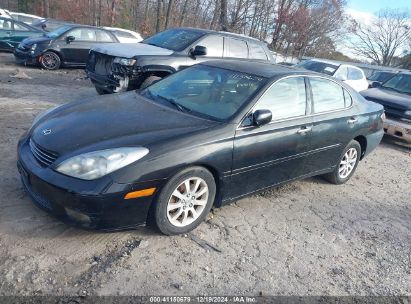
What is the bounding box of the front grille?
[29,139,58,167]
[88,51,114,75]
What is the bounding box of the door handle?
[297,126,312,135]
[348,117,358,124]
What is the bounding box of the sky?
[337,0,411,60]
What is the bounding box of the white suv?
[297,59,368,92]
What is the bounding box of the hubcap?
[166,177,209,227]
[42,53,58,69]
[338,148,357,179]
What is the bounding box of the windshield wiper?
[156,95,191,113]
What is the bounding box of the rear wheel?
[39,51,61,70]
[140,75,162,89]
[154,167,216,235]
[324,140,361,184]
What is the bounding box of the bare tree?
[164,0,174,29]
[219,0,228,31]
[350,9,411,66]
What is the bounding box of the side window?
[225,37,248,58]
[343,89,352,107]
[196,35,223,57]
[0,19,12,30]
[348,67,363,80]
[67,28,96,41]
[334,66,348,79]
[114,30,135,39]
[254,77,307,121]
[310,77,345,113]
[248,42,267,60]
[95,30,115,42]
[13,22,30,31]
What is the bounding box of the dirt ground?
[0,52,410,297]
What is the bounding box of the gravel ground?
[0,52,410,297]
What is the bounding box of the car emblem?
[42,129,52,136]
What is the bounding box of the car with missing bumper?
[361,72,411,143]
[86,27,274,94]
[14,24,118,70]
[18,60,384,235]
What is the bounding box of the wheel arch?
[39,49,64,65]
[354,135,367,159]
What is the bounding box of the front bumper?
[383,118,411,143]
[17,137,163,230]
[14,48,39,65]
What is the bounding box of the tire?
[324,140,361,184]
[154,167,216,235]
[140,75,162,89]
[39,51,61,70]
[95,86,109,95]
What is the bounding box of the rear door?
[305,76,358,172]
[186,34,224,67]
[230,76,313,199]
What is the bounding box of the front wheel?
[39,51,61,70]
[140,75,162,89]
[324,140,361,184]
[154,167,216,235]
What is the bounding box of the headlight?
[56,147,149,180]
[113,57,136,66]
[31,106,59,127]
[30,44,37,51]
[405,110,411,116]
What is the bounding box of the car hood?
[360,87,411,110]
[31,91,217,157]
[21,35,51,46]
[91,42,173,58]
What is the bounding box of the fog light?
[65,207,91,224]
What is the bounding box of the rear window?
[225,38,248,58]
[114,30,135,39]
[248,42,267,60]
[297,60,338,76]
[348,67,363,80]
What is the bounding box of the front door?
[230,76,313,199]
[60,28,97,64]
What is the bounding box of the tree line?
[1,0,410,67]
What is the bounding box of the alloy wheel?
[338,148,357,179]
[41,52,60,70]
[166,177,209,227]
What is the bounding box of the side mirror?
[253,109,272,127]
[191,45,207,57]
[371,81,381,88]
[66,36,75,44]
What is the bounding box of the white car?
[297,59,369,92]
[9,12,43,25]
[103,27,143,43]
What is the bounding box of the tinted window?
[310,78,345,112]
[143,29,204,51]
[67,28,96,41]
[0,19,12,30]
[382,74,411,95]
[368,71,395,83]
[348,67,363,80]
[248,42,267,60]
[13,22,30,31]
[95,30,114,42]
[297,60,338,76]
[225,38,248,58]
[196,35,223,57]
[46,25,71,38]
[255,77,306,120]
[140,65,266,121]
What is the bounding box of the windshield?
[369,71,396,83]
[297,60,338,76]
[139,65,266,121]
[142,29,204,51]
[45,25,70,38]
[382,74,411,95]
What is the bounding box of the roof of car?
[171,27,262,43]
[201,60,309,78]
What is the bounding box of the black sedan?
[14,24,118,70]
[17,61,384,235]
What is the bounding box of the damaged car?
[18,60,384,234]
[86,27,274,94]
